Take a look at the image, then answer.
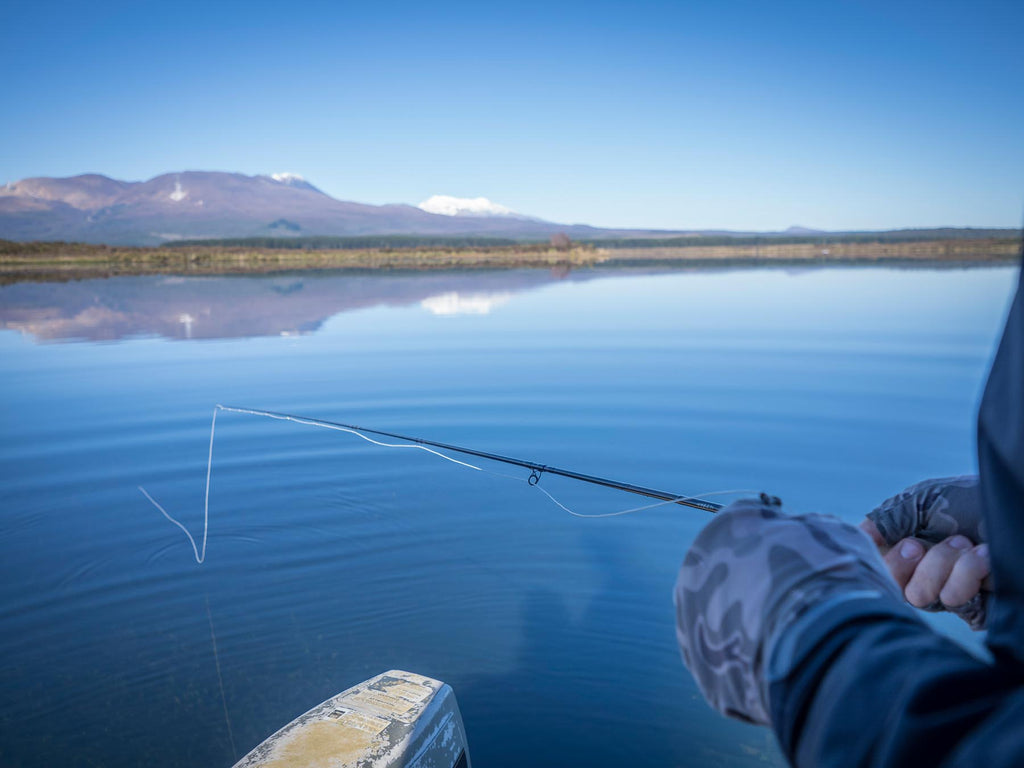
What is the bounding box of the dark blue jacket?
[770,254,1024,767]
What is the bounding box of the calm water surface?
[0,265,1017,767]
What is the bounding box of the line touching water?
[139,405,740,564]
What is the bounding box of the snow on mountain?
[266,172,322,193]
[418,195,520,218]
[169,180,188,202]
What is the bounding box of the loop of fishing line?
[139,405,742,564]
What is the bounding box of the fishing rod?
[220,405,723,514]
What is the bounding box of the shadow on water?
[455,526,782,768]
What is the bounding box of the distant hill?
[0,171,1018,246]
[589,228,1021,248]
[0,171,614,245]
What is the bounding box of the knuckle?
[938,552,989,608]
[923,542,962,571]
[905,578,939,608]
[939,582,975,608]
[955,549,991,581]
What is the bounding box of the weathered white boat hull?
[233,670,470,768]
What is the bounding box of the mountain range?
[0,171,627,245]
[2,171,1014,247]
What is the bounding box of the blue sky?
[1,0,1021,230]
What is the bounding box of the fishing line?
[544,488,761,518]
[139,404,733,564]
[205,594,237,760]
[219,405,485,472]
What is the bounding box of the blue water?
[0,265,1017,767]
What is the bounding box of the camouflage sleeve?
[867,476,988,629]
[867,475,985,546]
[675,494,916,725]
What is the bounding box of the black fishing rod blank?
[220,405,723,514]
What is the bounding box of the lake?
[0,264,1017,767]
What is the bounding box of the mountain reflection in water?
[0,265,1017,768]
[0,269,588,343]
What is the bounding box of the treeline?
[0,239,126,255]
[5,227,1019,255]
[587,228,1021,249]
[165,235,524,250]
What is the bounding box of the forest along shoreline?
[0,235,1020,285]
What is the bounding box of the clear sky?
[1,0,1021,231]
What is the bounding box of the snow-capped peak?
[265,172,321,193]
[418,195,518,217]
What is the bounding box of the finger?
[859,518,887,550]
[904,535,972,608]
[882,537,927,592]
[940,543,991,608]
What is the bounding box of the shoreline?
[0,238,1018,284]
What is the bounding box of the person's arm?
[678,256,1024,765]
[770,604,1014,767]
[977,258,1024,668]
[675,496,1021,767]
